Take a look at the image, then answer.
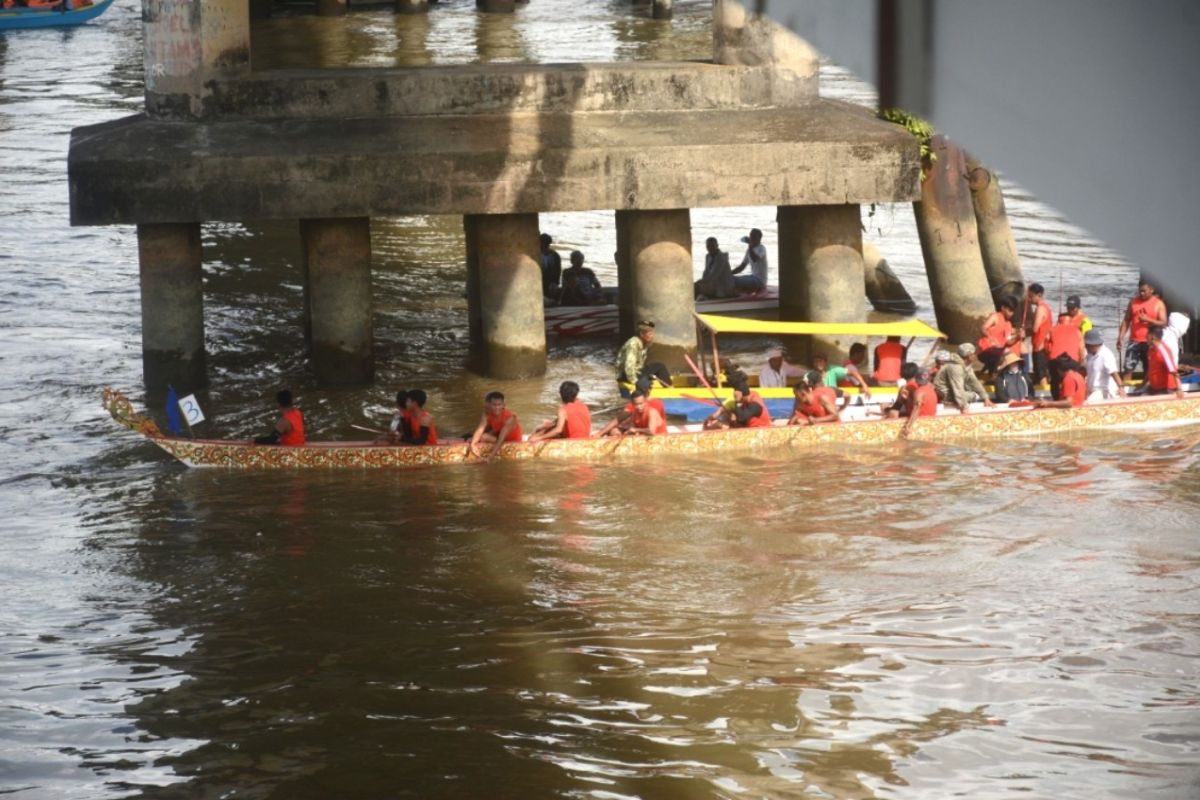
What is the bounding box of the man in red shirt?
[1117,280,1168,385]
[530,381,592,441]
[1034,354,1088,408]
[1145,325,1184,398]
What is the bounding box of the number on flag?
[178,394,205,426]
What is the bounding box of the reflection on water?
[2,1,1199,798]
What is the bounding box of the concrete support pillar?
[137,223,206,400]
[863,243,917,315]
[777,205,865,363]
[300,218,374,385]
[463,213,546,378]
[316,0,348,16]
[713,0,819,71]
[652,0,673,20]
[476,0,515,12]
[143,0,250,119]
[913,135,995,346]
[614,209,695,370]
[966,154,1025,302]
[250,0,273,20]
[395,0,429,13]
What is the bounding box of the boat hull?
[102,389,1200,470]
[0,0,114,30]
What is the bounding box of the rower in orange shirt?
[529,381,592,442]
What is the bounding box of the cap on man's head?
[1067,295,1081,308]
[637,320,655,331]
[935,350,952,363]
[958,342,976,358]
[1084,329,1103,346]
[767,347,783,359]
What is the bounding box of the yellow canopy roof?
[695,313,945,339]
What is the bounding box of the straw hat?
[996,352,1022,371]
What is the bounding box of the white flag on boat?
[177,394,205,426]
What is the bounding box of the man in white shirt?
[1083,329,1124,400]
[731,227,768,292]
[1163,311,1191,365]
[759,347,806,388]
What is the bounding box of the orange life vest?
[1147,341,1179,390]
[562,400,591,439]
[913,384,938,417]
[487,408,522,442]
[874,341,904,383]
[742,391,771,428]
[407,410,438,445]
[1047,323,1082,361]
[1031,299,1053,351]
[280,407,305,446]
[797,386,839,421]
[979,313,1015,354]
[1129,295,1166,342]
[626,401,667,434]
[1060,369,1087,407]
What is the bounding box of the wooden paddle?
[684,353,726,407]
[352,423,387,435]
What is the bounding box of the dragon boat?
[0,0,114,31]
[102,388,1200,470]
[546,288,779,337]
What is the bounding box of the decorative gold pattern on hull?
[102,388,1200,470]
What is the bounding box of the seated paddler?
[788,374,841,426]
[468,391,523,462]
[400,389,438,445]
[703,380,771,430]
[254,389,305,446]
[529,381,592,442]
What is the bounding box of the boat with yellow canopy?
[634,313,947,420]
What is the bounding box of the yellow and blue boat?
[0,0,114,31]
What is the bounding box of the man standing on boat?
[1117,280,1168,385]
[1083,329,1124,400]
[539,233,562,301]
[254,389,305,446]
[730,228,768,293]
[1025,283,1054,390]
[616,320,670,398]
[979,296,1023,373]
[873,336,907,386]
[695,237,735,300]
[1064,295,1093,334]
[529,381,592,442]
[468,391,523,462]
[758,347,805,388]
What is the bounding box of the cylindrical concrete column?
[863,243,917,315]
[143,0,251,119]
[395,0,429,13]
[614,209,695,370]
[476,0,515,12]
[966,154,1025,303]
[913,135,995,346]
[316,0,348,16]
[137,223,206,400]
[300,218,374,385]
[777,204,865,362]
[463,213,546,378]
[652,0,673,20]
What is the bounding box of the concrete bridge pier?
[652,0,674,20]
[915,135,995,346]
[777,204,865,362]
[966,154,1025,302]
[300,218,374,385]
[614,210,695,371]
[137,223,206,400]
[463,213,546,379]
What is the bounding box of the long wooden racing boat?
[102,388,1200,470]
[0,0,115,31]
